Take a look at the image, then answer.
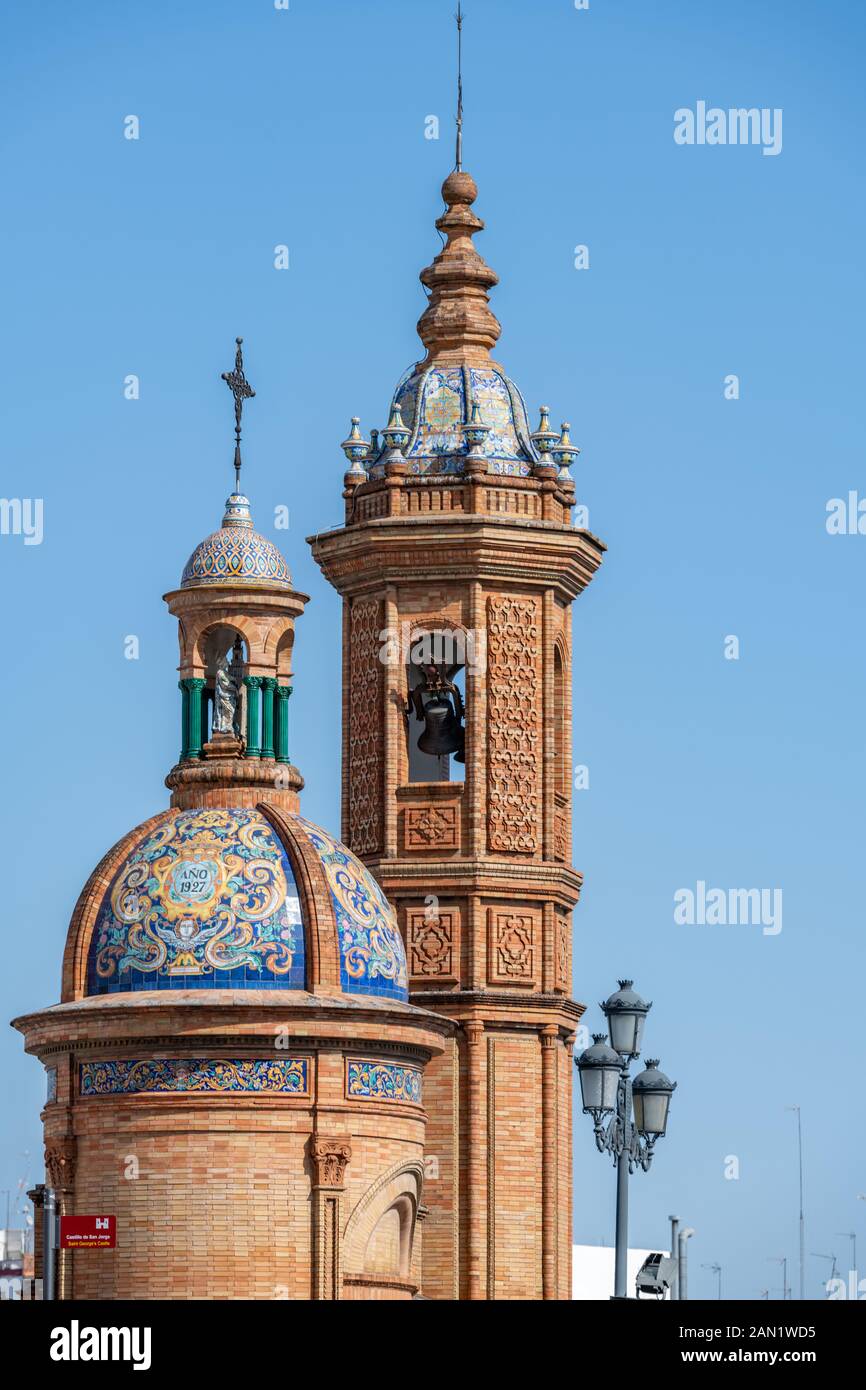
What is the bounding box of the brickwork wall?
[311,482,604,1300]
[487,1033,543,1299]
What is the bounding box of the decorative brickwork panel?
[406,907,459,982]
[404,803,459,851]
[488,909,539,985]
[79,1058,310,1096]
[346,1060,422,1105]
[556,912,570,993]
[486,595,541,853]
[349,598,383,856]
[553,801,568,864]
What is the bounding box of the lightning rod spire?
[455,4,464,172]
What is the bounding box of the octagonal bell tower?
[310,167,605,1299]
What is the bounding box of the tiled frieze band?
[346,1058,422,1104]
[79,1057,310,1096]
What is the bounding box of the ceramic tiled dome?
[385,362,535,476]
[341,169,579,490]
[181,493,292,589]
[81,805,408,1002]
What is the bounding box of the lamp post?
[836,1232,856,1279]
[669,1215,680,1300]
[768,1255,789,1300]
[702,1261,722,1300]
[785,1105,805,1300]
[679,1227,696,1299]
[576,979,677,1300]
[811,1251,838,1298]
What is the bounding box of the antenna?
[455,4,464,171]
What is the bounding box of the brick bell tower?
[310,165,605,1299]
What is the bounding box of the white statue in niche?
[213,654,240,736]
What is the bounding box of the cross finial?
[455,3,464,172]
[221,337,256,492]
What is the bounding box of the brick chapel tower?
[310,167,605,1298]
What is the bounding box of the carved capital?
[44,1137,76,1191]
[311,1136,352,1190]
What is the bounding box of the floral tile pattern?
[86,807,305,994]
[79,1057,310,1096]
[295,816,409,1002]
[346,1059,422,1104]
[379,364,535,476]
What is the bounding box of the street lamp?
[702,1261,722,1300]
[768,1255,789,1300]
[836,1232,856,1277]
[811,1251,838,1298]
[576,979,677,1300]
[785,1105,805,1300]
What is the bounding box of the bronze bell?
[417,692,465,759]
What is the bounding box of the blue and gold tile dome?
[372,362,535,477]
[346,168,578,484]
[84,806,409,1002]
[181,492,292,589]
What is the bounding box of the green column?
[276,685,292,764]
[244,676,262,758]
[186,678,206,760]
[261,678,277,760]
[179,680,189,761]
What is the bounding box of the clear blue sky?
[2,0,864,1301]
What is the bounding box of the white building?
[572,1244,671,1299]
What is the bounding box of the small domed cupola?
[181,491,292,590]
[164,339,308,809]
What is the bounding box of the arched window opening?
[405,629,467,785]
[179,628,246,762]
[202,628,246,748]
[363,1195,415,1278]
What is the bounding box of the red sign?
[60,1215,116,1249]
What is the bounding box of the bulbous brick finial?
[416,169,501,368]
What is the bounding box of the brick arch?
[189,615,259,672]
[405,613,471,668]
[272,624,296,679]
[342,1159,424,1278]
[258,805,342,990]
